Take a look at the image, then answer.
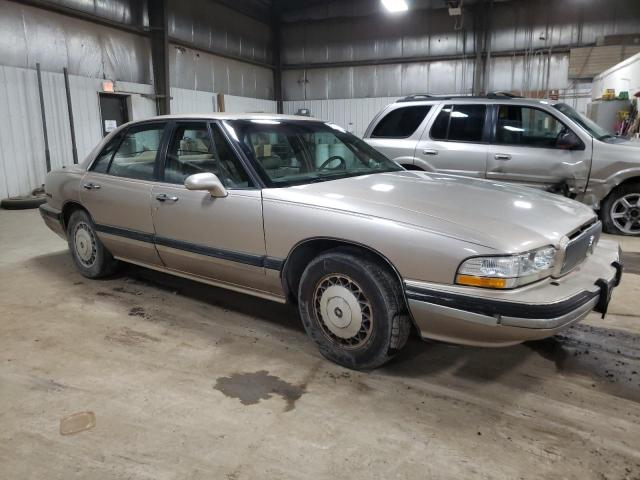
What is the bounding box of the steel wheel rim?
[313,274,373,349]
[611,193,640,234]
[74,222,97,267]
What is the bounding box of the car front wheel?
[298,248,411,370]
[601,182,640,235]
[67,209,118,278]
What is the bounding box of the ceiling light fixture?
[381,0,408,13]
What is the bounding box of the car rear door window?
[496,105,566,148]
[371,105,432,138]
[429,104,486,142]
[106,124,165,181]
[163,123,252,188]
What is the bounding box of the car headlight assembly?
[456,246,557,289]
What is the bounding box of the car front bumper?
[405,239,623,347]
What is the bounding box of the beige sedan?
[40,114,623,369]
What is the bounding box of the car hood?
[263,171,597,253]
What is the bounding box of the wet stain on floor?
[527,323,640,401]
[214,371,305,412]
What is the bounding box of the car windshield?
[223,119,403,187]
[553,103,613,141]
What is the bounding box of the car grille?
[560,221,602,275]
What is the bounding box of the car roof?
[141,113,322,122]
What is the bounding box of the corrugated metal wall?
[281,0,640,101]
[0,65,159,198]
[0,0,275,99]
[0,0,153,84]
[283,98,397,137]
[170,45,274,99]
[168,0,272,65]
[224,95,277,114]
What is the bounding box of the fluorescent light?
[503,125,524,132]
[381,0,408,13]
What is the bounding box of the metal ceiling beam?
[280,46,576,71]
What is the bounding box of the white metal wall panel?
[170,88,218,114]
[0,66,45,198]
[283,97,397,138]
[68,75,104,163]
[592,52,640,100]
[0,64,160,197]
[224,95,277,114]
[117,81,157,121]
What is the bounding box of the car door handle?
[494,154,511,160]
[155,193,179,202]
[422,149,438,156]
[82,183,101,190]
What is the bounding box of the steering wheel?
[318,155,346,170]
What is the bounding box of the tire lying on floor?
[0,195,47,210]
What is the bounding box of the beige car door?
[150,121,280,298]
[81,122,167,266]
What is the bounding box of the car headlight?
[456,246,557,289]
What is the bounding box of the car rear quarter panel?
[262,194,495,285]
[44,167,84,211]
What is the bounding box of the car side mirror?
[556,131,584,150]
[184,173,228,198]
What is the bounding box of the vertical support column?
[36,63,51,173]
[473,0,490,95]
[148,0,171,115]
[63,68,79,164]
[271,2,283,113]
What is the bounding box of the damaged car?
[364,93,640,236]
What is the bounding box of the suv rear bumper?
[405,239,622,347]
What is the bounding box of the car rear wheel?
[601,182,640,236]
[67,210,118,278]
[298,248,411,370]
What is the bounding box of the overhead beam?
[280,46,577,71]
[149,0,171,115]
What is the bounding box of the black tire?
[67,209,118,278]
[601,182,640,236]
[0,195,47,210]
[298,247,411,370]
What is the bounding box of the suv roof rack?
[397,91,524,102]
[396,93,435,102]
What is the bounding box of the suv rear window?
[371,105,431,138]
[430,104,486,142]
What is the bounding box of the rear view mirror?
[556,131,584,150]
[184,173,228,198]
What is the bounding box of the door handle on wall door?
[155,193,179,202]
[82,183,100,190]
[422,149,438,155]
[494,154,511,160]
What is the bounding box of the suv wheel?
[601,182,640,235]
[298,248,411,370]
[67,210,118,278]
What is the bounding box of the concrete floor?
[1,209,639,480]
